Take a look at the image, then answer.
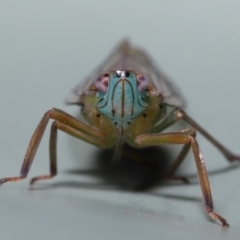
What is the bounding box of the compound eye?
[95,73,109,93]
[136,74,148,92]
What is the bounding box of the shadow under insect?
[56,141,237,192]
[62,144,171,191]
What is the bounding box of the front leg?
[135,129,229,227]
[0,108,110,185]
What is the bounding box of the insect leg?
[152,109,193,182]
[154,107,240,163]
[0,108,108,185]
[29,121,58,185]
[164,129,195,183]
[175,108,240,162]
[135,130,229,226]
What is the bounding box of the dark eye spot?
[125,71,130,77]
[142,113,147,118]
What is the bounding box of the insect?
[1,40,239,226]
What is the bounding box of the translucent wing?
[66,40,186,107]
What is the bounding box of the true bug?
[1,40,239,226]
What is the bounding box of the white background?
[1,1,240,239]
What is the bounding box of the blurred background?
[0,1,240,239]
